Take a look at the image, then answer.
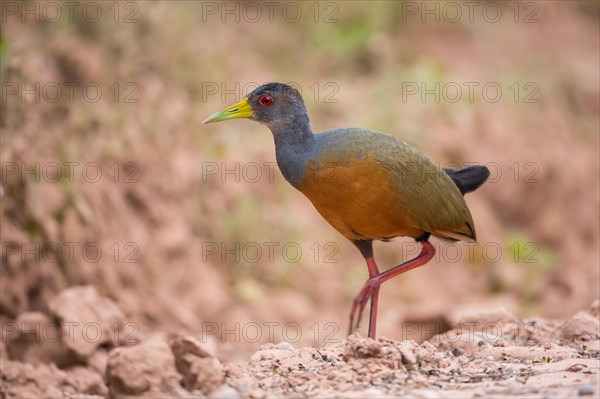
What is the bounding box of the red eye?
[259,95,273,106]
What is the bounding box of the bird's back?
[294,128,476,242]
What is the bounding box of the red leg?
[348,240,436,339]
[348,258,379,335]
[367,286,380,338]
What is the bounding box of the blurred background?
[1,1,599,360]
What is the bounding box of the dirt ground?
[1,286,598,398]
[1,1,599,398]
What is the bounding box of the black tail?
[444,165,490,195]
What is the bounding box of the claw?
[347,279,379,336]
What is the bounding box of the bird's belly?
[296,157,423,241]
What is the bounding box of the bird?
[203,82,489,339]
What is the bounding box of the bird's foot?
[348,276,381,336]
[346,241,436,339]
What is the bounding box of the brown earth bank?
[1,2,599,398]
[1,286,598,398]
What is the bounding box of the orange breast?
[297,153,424,241]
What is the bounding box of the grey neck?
[269,113,315,186]
[271,112,313,148]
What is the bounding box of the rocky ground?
[1,286,598,398]
[1,2,599,399]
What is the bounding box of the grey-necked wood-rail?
[203,82,489,339]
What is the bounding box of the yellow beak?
[202,98,253,123]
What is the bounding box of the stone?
[588,300,599,319]
[578,382,594,396]
[0,358,106,398]
[48,286,127,360]
[457,307,518,330]
[562,311,600,340]
[171,335,214,359]
[5,311,74,367]
[209,385,240,399]
[344,336,383,360]
[171,335,224,394]
[105,338,188,397]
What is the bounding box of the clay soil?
[1,1,599,398]
[1,293,599,398]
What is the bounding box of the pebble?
[485,356,494,361]
[275,341,295,351]
[209,385,240,399]
[578,382,594,396]
[562,311,600,340]
[417,390,441,399]
[48,286,126,360]
[452,348,464,357]
[344,388,387,398]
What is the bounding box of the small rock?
[67,366,108,397]
[416,390,441,399]
[343,388,388,398]
[6,312,74,367]
[106,338,188,397]
[180,355,224,394]
[209,384,240,399]
[432,329,500,355]
[171,335,214,359]
[452,347,464,357]
[589,300,600,319]
[250,347,296,361]
[344,336,383,359]
[479,346,576,363]
[399,346,417,366]
[48,286,127,360]
[275,341,295,351]
[578,382,594,396]
[171,335,224,394]
[585,340,600,352]
[562,311,600,340]
[0,358,106,398]
[458,307,518,329]
[567,363,587,372]
[88,349,109,375]
[508,378,524,394]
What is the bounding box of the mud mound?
[1,293,598,398]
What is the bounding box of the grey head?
[246,83,312,139]
[202,82,316,185]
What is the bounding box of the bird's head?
[203,82,308,130]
